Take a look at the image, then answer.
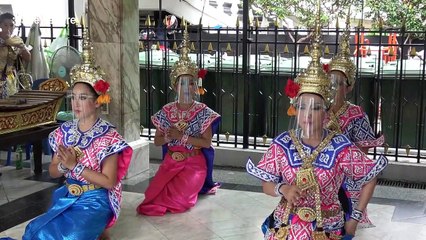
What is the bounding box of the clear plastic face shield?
[329,70,352,106]
[175,74,199,104]
[65,83,99,124]
[289,93,328,140]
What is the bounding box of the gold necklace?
[279,130,335,230]
[290,130,335,190]
[326,102,349,134]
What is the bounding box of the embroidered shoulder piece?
[355,134,384,148]
[350,116,384,147]
[61,118,114,149]
[345,155,388,192]
[246,158,281,183]
[48,128,62,152]
[163,101,207,123]
[273,130,352,169]
[339,104,364,131]
[97,139,130,161]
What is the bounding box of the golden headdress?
[169,22,198,88]
[294,3,334,107]
[70,21,111,104]
[328,8,356,86]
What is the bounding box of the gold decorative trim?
[39,78,69,91]
[0,91,65,135]
[287,129,335,228]
[326,101,350,133]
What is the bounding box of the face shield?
[175,74,199,104]
[288,93,327,140]
[64,83,99,125]
[329,70,351,107]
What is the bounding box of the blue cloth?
[199,118,221,194]
[342,234,354,240]
[23,179,113,240]
[261,216,269,235]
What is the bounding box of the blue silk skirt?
[22,179,113,240]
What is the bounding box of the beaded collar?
[61,118,113,149]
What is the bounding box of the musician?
[0,12,31,99]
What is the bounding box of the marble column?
[88,0,149,180]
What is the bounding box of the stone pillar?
[88,0,149,180]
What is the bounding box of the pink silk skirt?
[137,147,207,216]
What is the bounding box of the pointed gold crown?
[295,2,334,107]
[170,20,198,88]
[70,18,110,104]
[329,8,356,86]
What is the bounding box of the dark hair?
[0,13,15,24]
[73,82,99,98]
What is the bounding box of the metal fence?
[139,23,426,163]
[17,21,426,163]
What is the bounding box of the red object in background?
[198,69,207,79]
[322,63,330,73]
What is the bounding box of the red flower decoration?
[93,79,110,94]
[322,63,330,73]
[284,79,300,98]
[198,69,208,79]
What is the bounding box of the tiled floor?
[2,158,426,239]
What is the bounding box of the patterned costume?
[326,9,385,227]
[23,23,131,240]
[137,101,220,215]
[247,5,388,239]
[137,25,220,216]
[23,119,132,239]
[325,102,384,148]
[247,129,387,239]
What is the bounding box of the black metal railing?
[17,21,426,163]
[139,23,426,163]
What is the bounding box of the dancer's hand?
[167,126,183,140]
[344,218,358,236]
[57,145,77,170]
[281,185,303,206]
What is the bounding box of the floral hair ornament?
[70,17,111,105]
[93,79,111,104]
[197,68,207,95]
[284,78,300,116]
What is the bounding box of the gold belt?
[279,200,342,223]
[167,149,201,162]
[293,207,341,222]
[66,182,100,196]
